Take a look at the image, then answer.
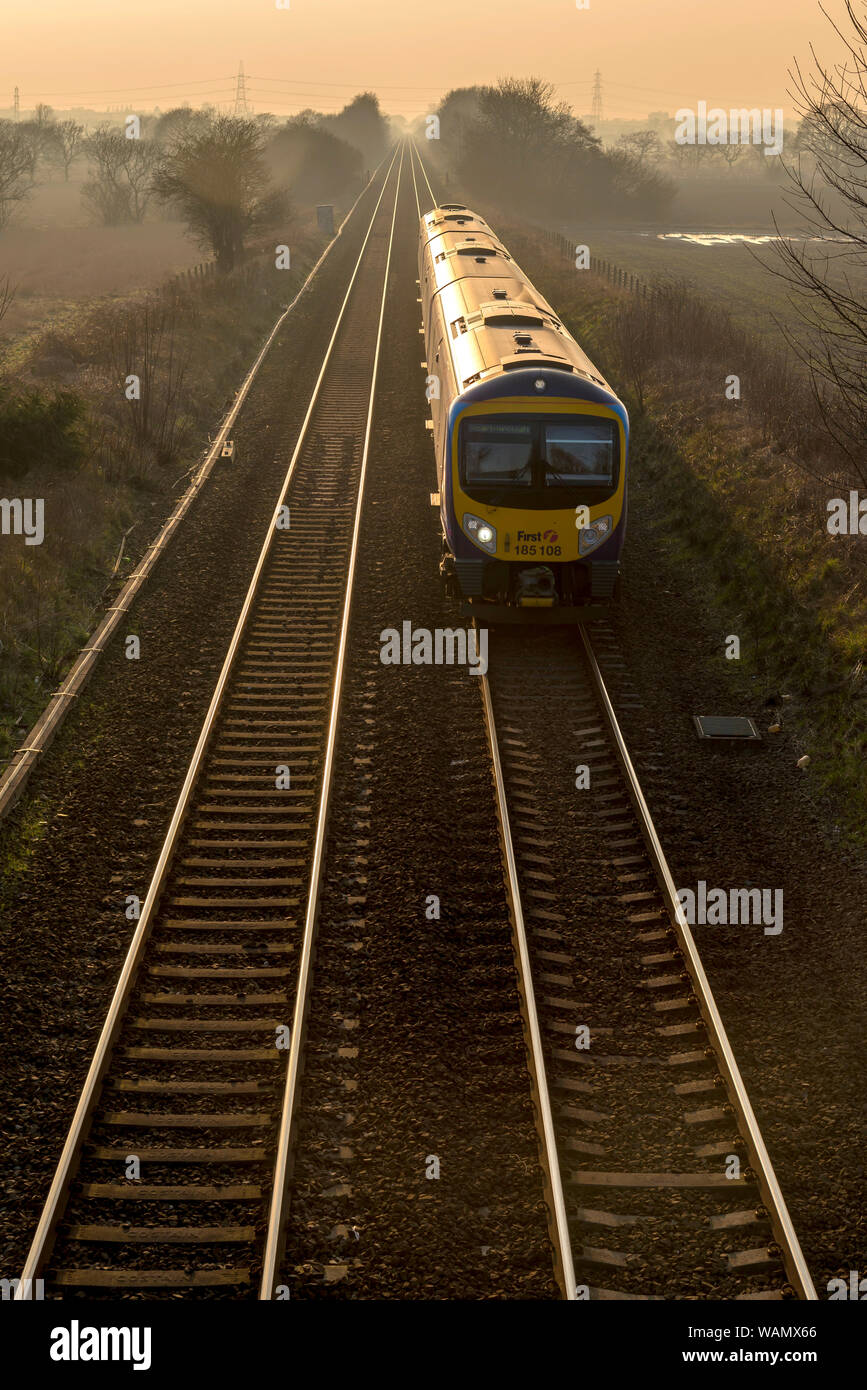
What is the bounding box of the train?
[419,203,628,618]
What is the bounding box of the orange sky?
[2,0,847,119]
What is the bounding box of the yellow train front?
[420,204,627,619]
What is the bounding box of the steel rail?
[420,135,574,1299]
[477,661,578,1302]
[410,138,438,211]
[0,153,393,827]
[408,139,422,219]
[14,144,403,1299]
[577,625,817,1301]
[258,140,406,1301]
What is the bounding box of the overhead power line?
[248,74,448,92]
[15,77,236,98]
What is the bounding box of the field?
[0,200,328,759]
[563,227,803,341]
[555,175,867,346]
[0,176,205,358]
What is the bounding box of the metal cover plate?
[693,715,761,742]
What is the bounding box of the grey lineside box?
[693,715,762,742]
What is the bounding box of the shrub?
[0,380,89,481]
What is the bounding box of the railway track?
[15,143,404,1301]
[409,135,814,1302]
[14,137,816,1304]
[271,152,557,1299]
[479,621,816,1301]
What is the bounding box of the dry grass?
[0,214,323,759]
[520,250,867,840]
[0,173,205,349]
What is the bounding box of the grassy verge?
[0,213,325,761]
[500,223,867,843]
[554,228,803,344]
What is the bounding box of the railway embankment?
[499,222,867,1295]
[0,207,338,767]
[489,215,866,847]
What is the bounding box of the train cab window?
[460,413,619,507]
[543,420,616,487]
[463,420,534,485]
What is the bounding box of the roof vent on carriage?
[482,306,545,328]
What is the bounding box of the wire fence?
[540,227,659,299]
[161,245,273,296]
[163,228,656,302]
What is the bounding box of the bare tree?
[718,141,747,169]
[153,115,290,272]
[0,122,37,229]
[319,92,390,165]
[51,120,86,181]
[616,130,662,166]
[81,126,157,224]
[267,118,362,204]
[0,273,15,326]
[152,106,212,148]
[107,301,189,464]
[665,136,713,172]
[15,107,61,175]
[771,0,867,484]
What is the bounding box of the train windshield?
[543,421,615,486]
[461,413,619,507]
[463,421,534,485]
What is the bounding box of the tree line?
[431,79,677,220]
[0,93,391,270]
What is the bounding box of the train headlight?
[463,513,497,554]
[578,515,613,555]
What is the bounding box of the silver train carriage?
[419,203,628,617]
